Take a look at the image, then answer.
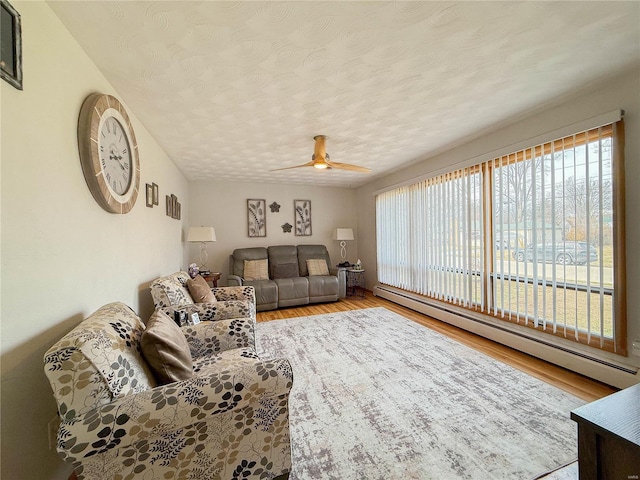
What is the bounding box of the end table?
[346,269,365,299]
[200,272,221,288]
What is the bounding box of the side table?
[200,272,221,288]
[346,269,365,299]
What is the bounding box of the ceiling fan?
[272,135,371,173]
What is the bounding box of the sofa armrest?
[226,275,243,287]
[56,357,293,464]
[160,300,254,324]
[182,317,255,358]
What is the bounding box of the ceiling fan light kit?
[272,135,371,173]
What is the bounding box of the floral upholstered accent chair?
[150,271,257,322]
[44,302,293,480]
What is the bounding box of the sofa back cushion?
[298,245,333,276]
[43,302,156,421]
[150,271,194,308]
[268,245,300,279]
[231,247,268,278]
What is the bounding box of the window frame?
[376,119,626,355]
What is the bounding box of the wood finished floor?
[257,291,617,403]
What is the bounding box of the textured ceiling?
[49,1,640,188]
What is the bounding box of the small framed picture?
[0,0,22,90]
[145,183,153,207]
[166,195,172,216]
[152,183,159,205]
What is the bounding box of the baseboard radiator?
[374,285,639,389]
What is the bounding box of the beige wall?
[356,68,640,373]
[188,181,358,278]
[0,3,189,479]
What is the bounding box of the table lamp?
[335,228,354,265]
[187,226,216,270]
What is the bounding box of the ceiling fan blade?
[271,161,315,171]
[327,161,371,173]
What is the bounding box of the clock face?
[99,116,132,195]
[78,93,140,214]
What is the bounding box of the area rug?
[255,307,584,480]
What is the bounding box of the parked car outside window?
[511,242,597,265]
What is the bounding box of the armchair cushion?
[244,259,269,280]
[141,309,193,385]
[307,258,330,276]
[186,274,216,303]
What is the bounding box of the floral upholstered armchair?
[44,302,293,480]
[150,271,255,307]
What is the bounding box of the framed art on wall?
[247,199,266,237]
[0,0,22,90]
[294,200,312,236]
[146,183,153,207]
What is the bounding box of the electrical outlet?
[632,339,640,357]
[48,416,60,450]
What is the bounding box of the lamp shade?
[187,226,216,242]
[335,228,354,241]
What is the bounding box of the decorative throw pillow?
[244,259,269,281]
[187,274,216,303]
[271,263,299,279]
[307,258,329,276]
[141,309,193,385]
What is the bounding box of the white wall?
[0,3,189,479]
[356,68,640,375]
[188,181,358,279]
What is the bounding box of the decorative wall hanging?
[282,223,292,233]
[269,202,281,213]
[166,194,180,219]
[247,199,266,237]
[294,200,312,236]
[77,93,140,213]
[152,183,159,205]
[146,183,153,207]
[0,0,22,90]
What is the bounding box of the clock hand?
[109,150,126,170]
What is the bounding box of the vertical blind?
[376,120,625,354]
[377,167,484,309]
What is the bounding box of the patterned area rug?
[256,307,584,480]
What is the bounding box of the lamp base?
[199,242,209,270]
[340,240,348,263]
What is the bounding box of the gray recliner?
[228,245,339,311]
[268,245,310,308]
[228,247,278,311]
[297,245,340,304]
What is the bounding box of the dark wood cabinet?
[571,382,640,480]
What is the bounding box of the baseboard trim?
[374,285,639,389]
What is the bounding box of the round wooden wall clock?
[77,93,140,213]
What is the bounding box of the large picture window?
[376,119,626,354]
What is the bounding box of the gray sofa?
[228,244,339,311]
